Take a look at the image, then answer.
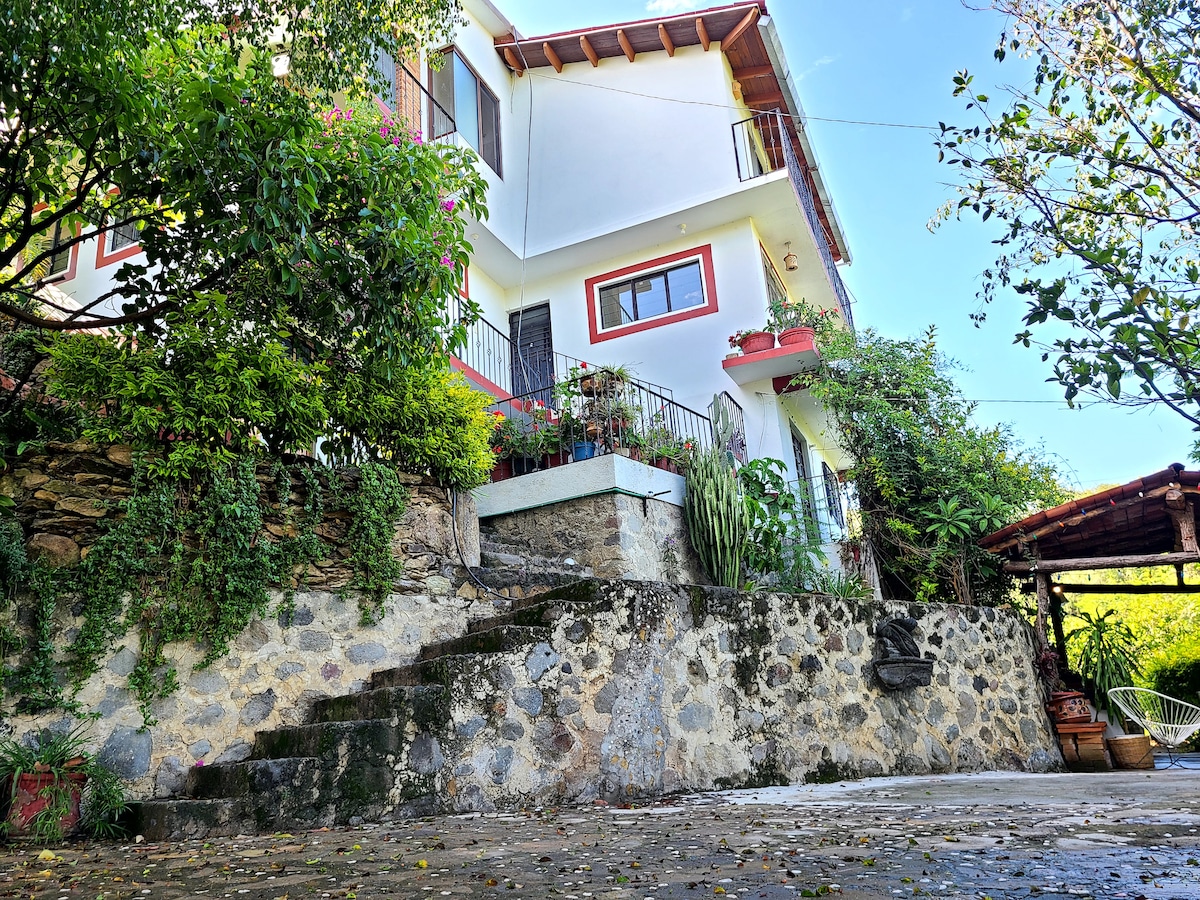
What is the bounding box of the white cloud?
[645,0,705,13]
[795,54,836,81]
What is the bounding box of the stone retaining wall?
[431,580,1062,810]
[484,493,707,584]
[0,443,484,798]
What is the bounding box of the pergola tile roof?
[980,463,1200,561]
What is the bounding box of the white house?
[400,0,856,539]
[35,0,857,549]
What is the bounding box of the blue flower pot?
[572,441,598,462]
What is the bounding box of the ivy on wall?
[0,456,409,724]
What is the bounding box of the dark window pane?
[431,56,455,138]
[599,283,634,329]
[634,273,668,319]
[376,46,397,108]
[47,223,69,276]
[667,262,703,312]
[109,221,139,251]
[479,87,500,173]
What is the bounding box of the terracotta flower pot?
[737,331,776,354]
[5,772,87,839]
[491,458,512,482]
[778,326,816,347]
[1047,690,1092,724]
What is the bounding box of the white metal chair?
[1108,687,1200,767]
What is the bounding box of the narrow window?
[762,245,787,308]
[47,223,71,278]
[431,49,501,175]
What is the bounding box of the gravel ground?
[2,767,1198,900]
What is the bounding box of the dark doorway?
[509,304,554,406]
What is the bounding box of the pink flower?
[442,199,455,213]
[441,255,453,268]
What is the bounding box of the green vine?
[1,452,407,725]
[339,462,409,625]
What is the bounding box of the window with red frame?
[585,246,717,343]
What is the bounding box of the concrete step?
[252,717,416,764]
[311,684,448,725]
[188,755,320,800]
[127,798,251,841]
[416,624,551,661]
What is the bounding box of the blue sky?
[497,0,1197,491]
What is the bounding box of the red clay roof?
[980,463,1200,560]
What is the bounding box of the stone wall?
[484,493,707,584]
[427,580,1061,811]
[0,443,484,797]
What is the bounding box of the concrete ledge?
[472,454,685,518]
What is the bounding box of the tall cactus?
[684,444,747,588]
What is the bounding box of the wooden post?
[1166,487,1198,553]
[1034,572,1051,658]
[1049,584,1068,664]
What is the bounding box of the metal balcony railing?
[447,298,677,406]
[732,111,855,331]
[485,370,712,478]
[789,472,851,544]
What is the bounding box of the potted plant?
[557,410,595,462]
[0,724,127,842]
[729,328,775,354]
[767,296,840,346]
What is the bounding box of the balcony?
[732,112,854,331]
[721,330,821,388]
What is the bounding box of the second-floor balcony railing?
[732,111,854,331]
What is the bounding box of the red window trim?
[27,205,80,283]
[585,244,718,344]
[95,224,143,269]
[44,224,81,284]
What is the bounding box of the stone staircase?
[128,538,594,840]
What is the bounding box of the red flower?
[580,361,587,369]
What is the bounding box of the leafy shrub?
[329,369,495,491]
[1146,633,1200,703]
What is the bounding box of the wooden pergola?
[980,463,1200,658]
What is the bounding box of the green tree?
[937,0,1200,453]
[810,328,1065,604]
[2,0,497,483]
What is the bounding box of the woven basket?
[1108,734,1155,769]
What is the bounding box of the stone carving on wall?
[874,617,934,690]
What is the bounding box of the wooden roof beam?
[658,24,676,57]
[721,7,761,50]
[746,91,784,109]
[1004,550,1200,574]
[543,42,563,74]
[502,46,525,76]
[732,64,774,79]
[617,28,636,63]
[580,34,600,67]
[696,17,711,51]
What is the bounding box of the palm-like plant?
[1068,608,1141,725]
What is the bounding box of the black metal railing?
[485,370,712,478]
[448,299,677,405]
[709,391,748,464]
[401,65,456,140]
[732,111,855,331]
[788,473,850,544]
